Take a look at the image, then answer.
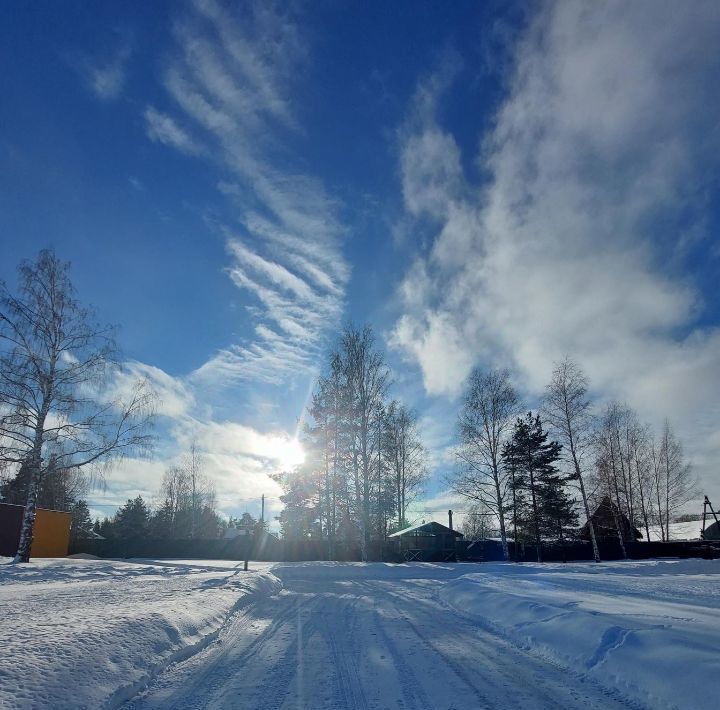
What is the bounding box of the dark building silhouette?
[388,521,463,561]
[579,497,642,542]
[703,521,720,540]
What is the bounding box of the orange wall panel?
[31,508,71,558]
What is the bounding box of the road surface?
[127,563,645,710]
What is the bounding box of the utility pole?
[701,496,720,539]
[261,494,265,527]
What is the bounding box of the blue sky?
[2,0,719,524]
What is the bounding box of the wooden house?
[388,521,463,562]
[579,497,642,543]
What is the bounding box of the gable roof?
[704,520,720,540]
[388,521,463,538]
[579,496,642,541]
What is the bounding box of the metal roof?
[388,521,463,538]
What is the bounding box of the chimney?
[448,509,453,531]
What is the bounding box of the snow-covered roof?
[388,521,462,538]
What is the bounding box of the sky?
[2,0,719,528]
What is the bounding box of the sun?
[274,437,306,471]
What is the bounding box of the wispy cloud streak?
[145,0,348,386]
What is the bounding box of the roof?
[704,521,720,540]
[388,521,463,538]
[579,497,642,541]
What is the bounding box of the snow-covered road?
[127,563,643,710]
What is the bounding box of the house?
[388,521,463,562]
[579,497,642,543]
[703,521,720,540]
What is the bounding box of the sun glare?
[275,437,305,470]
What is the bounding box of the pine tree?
[272,467,322,539]
[150,500,177,538]
[70,500,94,542]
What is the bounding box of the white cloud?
[85,361,303,525]
[144,107,200,155]
[79,45,132,101]
[391,1,720,498]
[112,361,195,419]
[392,312,475,399]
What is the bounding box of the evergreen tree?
[503,413,566,561]
[0,460,85,512]
[149,500,177,538]
[70,500,94,542]
[501,438,529,558]
[195,505,223,539]
[272,467,322,539]
[113,496,150,540]
[538,466,579,544]
[98,517,115,539]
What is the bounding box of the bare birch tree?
[542,357,600,562]
[653,420,696,540]
[627,421,656,541]
[384,400,428,529]
[594,403,630,558]
[342,325,389,559]
[451,368,519,560]
[0,250,155,562]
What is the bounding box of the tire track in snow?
[304,587,370,710]
[368,605,432,710]
[126,565,651,710]
[223,595,323,710]
[126,592,303,709]
[372,582,495,709]
[377,580,644,710]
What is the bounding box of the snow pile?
[441,559,720,709]
[0,558,280,709]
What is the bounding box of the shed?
[0,502,72,558]
[388,521,463,562]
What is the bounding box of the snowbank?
[0,558,280,709]
[441,559,720,709]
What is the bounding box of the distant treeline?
[274,328,696,565]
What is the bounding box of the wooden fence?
[70,534,720,563]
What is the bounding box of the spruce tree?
[70,500,94,542]
[503,413,564,562]
[501,439,528,560]
[537,466,578,545]
[113,496,150,540]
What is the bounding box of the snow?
[441,559,720,710]
[644,520,705,540]
[2,557,718,709]
[0,557,279,708]
[128,562,641,709]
